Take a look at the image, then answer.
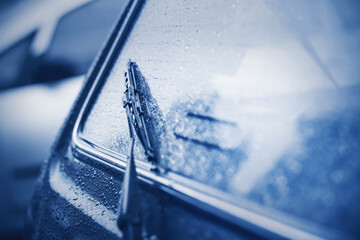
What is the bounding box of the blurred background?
[0,0,126,238]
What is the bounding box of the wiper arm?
[118,61,158,240]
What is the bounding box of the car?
[0,0,127,90]
[26,0,360,239]
[0,0,128,238]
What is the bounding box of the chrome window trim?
[70,0,344,239]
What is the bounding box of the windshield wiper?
[123,61,155,162]
[118,61,158,240]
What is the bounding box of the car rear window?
[78,0,360,236]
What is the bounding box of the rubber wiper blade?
[123,60,155,162]
[118,61,157,239]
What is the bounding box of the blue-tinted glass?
[80,0,360,236]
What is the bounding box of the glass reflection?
[80,0,360,236]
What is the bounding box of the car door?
[27,0,360,239]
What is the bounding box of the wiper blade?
[118,61,159,240]
[123,61,155,162]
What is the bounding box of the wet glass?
[80,0,360,236]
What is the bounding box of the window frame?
[70,0,343,239]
